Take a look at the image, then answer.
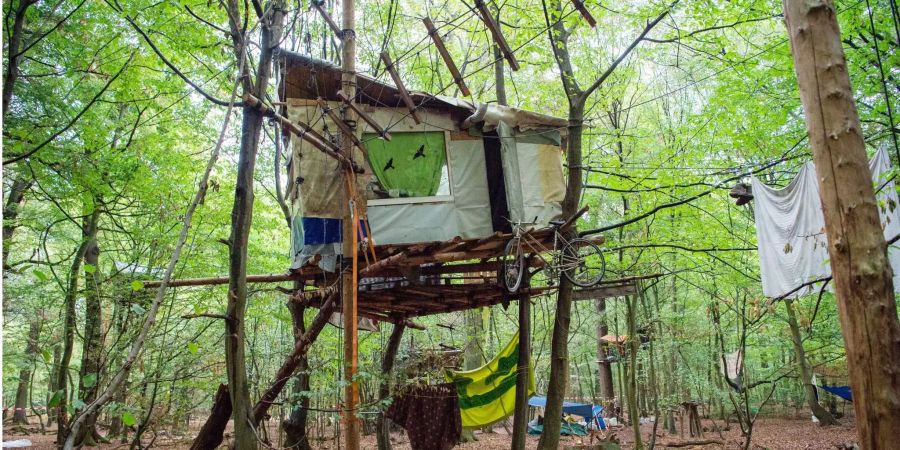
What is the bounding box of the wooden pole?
[572,0,597,28]
[340,0,361,447]
[511,264,531,450]
[379,52,422,124]
[423,17,471,96]
[782,0,900,446]
[473,0,520,71]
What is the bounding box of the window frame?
[365,129,455,206]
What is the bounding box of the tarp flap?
[365,131,447,198]
[819,385,852,402]
[498,122,564,225]
[446,332,535,429]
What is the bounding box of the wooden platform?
[143,220,630,320]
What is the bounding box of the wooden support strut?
[473,0,520,71]
[311,1,342,37]
[422,17,471,96]
[244,94,363,173]
[379,51,422,124]
[572,0,597,28]
[336,90,391,140]
[317,97,365,150]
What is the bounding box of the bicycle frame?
[510,223,581,274]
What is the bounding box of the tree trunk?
[74,210,105,446]
[56,207,100,447]
[3,0,36,117]
[13,317,42,424]
[461,307,486,442]
[625,295,643,449]
[283,290,313,450]
[538,101,584,450]
[189,384,232,450]
[784,299,836,425]
[3,175,31,270]
[783,0,900,446]
[376,324,406,450]
[596,298,615,403]
[512,272,532,450]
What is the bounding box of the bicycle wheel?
[501,236,525,293]
[561,238,606,287]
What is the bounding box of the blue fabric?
[527,422,587,436]
[591,405,607,430]
[820,385,852,402]
[528,396,597,423]
[300,217,368,245]
[302,217,342,245]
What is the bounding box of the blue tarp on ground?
[528,396,605,430]
[819,385,852,402]
[527,422,587,436]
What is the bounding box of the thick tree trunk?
[74,212,105,446]
[13,317,42,424]
[283,288,313,450]
[3,175,31,270]
[56,207,100,447]
[460,307,486,442]
[376,324,406,450]
[511,273,531,450]
[783,0,900,446]
[784,299,836,425]
[3,0,36,117]
[538,101,584,450]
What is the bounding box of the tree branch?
[3,54,134,165]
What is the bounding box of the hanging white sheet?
[751,146,900,298]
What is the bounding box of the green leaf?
[73,399,86,410]
[131,280,145,291]
[82,373,97,388]
[83,264,96,274]
[131,303,146,315]
[193,303,202,315]
[122,411,137,427]
[48,389,64,407]
[42,349,52,363]
[187,342,199,354]
[33,269,48,281]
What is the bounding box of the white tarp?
[367,138,493,245]
[498,122,565,226]
[751,146,900,298]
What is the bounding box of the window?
[363,131,451,202]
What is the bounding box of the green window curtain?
[364,131,447,198]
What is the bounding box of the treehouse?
[278,51,569,272]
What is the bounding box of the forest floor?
[3,416,859,449]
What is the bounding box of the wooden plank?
[574,283,637,300]
[473,0,520,71]
[423,17,471,96]
[379,52,422,124]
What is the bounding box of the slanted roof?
[278,50,568,131]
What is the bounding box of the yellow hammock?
[445,331,535,429]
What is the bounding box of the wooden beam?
[317,97,364,149]
[244,94,361,172]
[311,1,342,37]
[423,17,471,96]
[571,0,597,28]
[473,0,520,71]
[379,52,422,124]
[574,283,637,300]
[337,90,391,140]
